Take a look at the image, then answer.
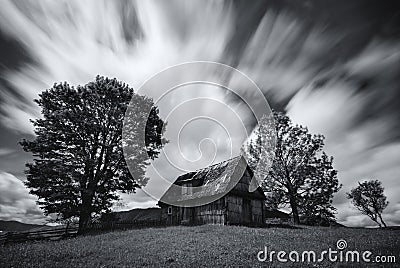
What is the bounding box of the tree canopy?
[20,76,166,232]
[245,111,341,225]
[347,180,388,228]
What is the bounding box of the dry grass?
[0,225,399,267]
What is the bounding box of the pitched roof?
[159,156,265,206]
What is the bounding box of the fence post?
[5,232,10,244]
[65,222,70,237]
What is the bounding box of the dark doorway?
[242,199,252,223]
[181,207,194,225]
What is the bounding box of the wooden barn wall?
[251,199,264,224]
[161,198,227,225]
[226,195,264,225]
[161,164,266,226]
[225,195,243,224]
[161,206,181,225]
[193,198,226,225]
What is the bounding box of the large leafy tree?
[20,76,166,233]
[245,111,341,225]
[347,180,388,228]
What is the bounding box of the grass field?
[1,225,399,267]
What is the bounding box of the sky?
[0,0,399,227]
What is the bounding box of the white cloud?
[345,40,400,78]
[0,0,234,134]
[0,172,48,224]
[236,11,339,102]
[285,70,400,227]
[0,148,14,156]
[0,0,244,213]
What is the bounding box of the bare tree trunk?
[78,209,91,234]
[289,195,300,225]
[372,217,382,228]
[378,213,387,228]
[286,178,300,225]
[78,193,93,234]
[65,221,70,237]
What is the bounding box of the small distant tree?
[21,76,166,233]
[347,180,388,228]
[245,111,341,225]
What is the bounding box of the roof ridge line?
[193,155,242,173]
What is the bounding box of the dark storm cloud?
[226,0,400,113]
[0,33,32,72]
[227,0,400,65]
[0,33,37,135]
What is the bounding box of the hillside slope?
[1,225,398,267]
[0,220,42,232]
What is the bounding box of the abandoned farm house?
[157,156,267,226]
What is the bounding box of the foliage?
[347,180,388,228]
[20,76,166,232]
[245,111,341,225]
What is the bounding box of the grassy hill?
[114,207,162,222]
[0,225,399,267]
[0,220,42,232]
